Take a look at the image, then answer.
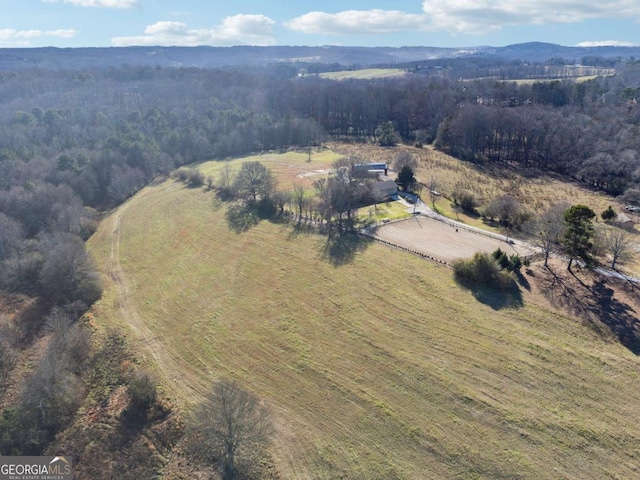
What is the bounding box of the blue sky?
[1,0,639,48]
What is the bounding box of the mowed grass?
[358,200,413,223]
[88,152,640,478]
[319,68,408,80]
[199,149,342,191]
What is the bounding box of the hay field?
[319,68,408,80]
[88,150,640,478]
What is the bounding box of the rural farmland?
[2,42,640,480]
[84,150,640,479]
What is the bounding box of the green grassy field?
[319,68,408,80]
[199,149,342,189]
[88,151,640,479]
[358,200,413,223]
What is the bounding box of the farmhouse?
[373,176,399,200]
[350,162,397,200]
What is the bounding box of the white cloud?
[111,15,276,47]
[576,40,638,47]
[286,2,640,37]
[42,0,138,7]
[421,0,640,35]
[286,10,428,35]
[0,28,78,46]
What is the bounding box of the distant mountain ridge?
[0,42,638,70]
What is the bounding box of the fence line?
[358,230,452,267]
[423,214,509,242]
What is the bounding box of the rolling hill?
[1,43,639,70]
[87,150,640,479]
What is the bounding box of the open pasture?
[318,68,408,80]
[198,149,343,190]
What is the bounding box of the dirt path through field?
[106,185,315,478]
[107,187,209,407]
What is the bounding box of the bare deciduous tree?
[272,190,290,215]
[600,226,634,269]
[189,380,273,480]
[0,213,23,261]
[0,314,19,386]
[14,315,90,453]
[485,195,522,228]
[217,164,235,199]
[233,161,275,202]
[291,182,306,221]
[37,232,102,307]
[126,368,157,411]
[428,177,439,207]
[526,202,569,267]
[392,151,418,172]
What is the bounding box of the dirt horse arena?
[367,215,536,264]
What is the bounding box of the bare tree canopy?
[189,380,274,480]
[600,226,634,269]
[526,201,569,267]
[392,151,418,172]
[428,177,439,207]
[233,161,276,202]
[291,182,306,221]
[485,195,522,228]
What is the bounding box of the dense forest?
[1,53,640,458]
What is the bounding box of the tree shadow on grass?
[321,230,373,266]
[286,220,319,240]
[285,218,373,266]
[454,276,524,310]
[516,271,531,291]
[225,202,260,233]
[591,279,640,353]
[539,267,640,354]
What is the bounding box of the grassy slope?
[89,151,640,479]
[319,69,408,80]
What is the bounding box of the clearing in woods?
[88,150,640,479]
[318,68,407,80]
